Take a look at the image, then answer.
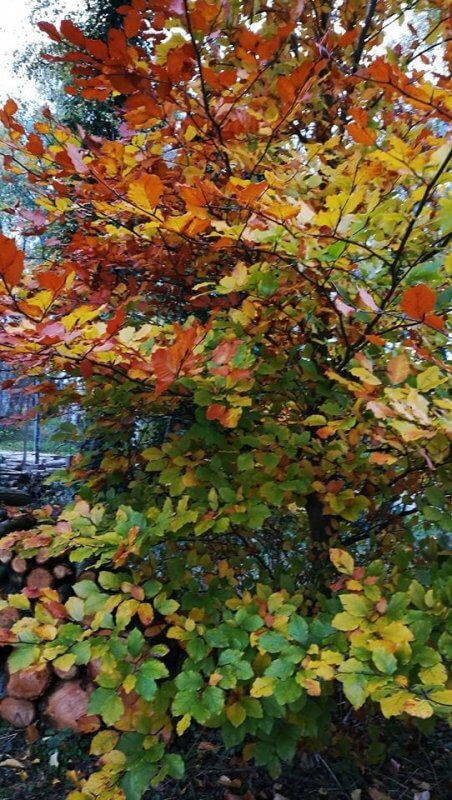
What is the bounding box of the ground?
[0,720,450,800]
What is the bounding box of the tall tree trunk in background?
[22,397,29,468]
[33,393,40,465]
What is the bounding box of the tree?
[0,1,450,798]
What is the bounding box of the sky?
[0,0,80,107]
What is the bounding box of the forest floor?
[0,719,450,800]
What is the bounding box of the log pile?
[0,451,69,504]
[0,461,100,734]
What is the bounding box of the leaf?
[340,674,367,708]
[372,648,397,675]
[358,287,380,312]
[67,143,89,174]
[0,233,24,286]
[387,355,410,384]
[88,688,124,725]
[60,19,85,47]
[400,284,436,320]
[138,658,169,680]
[176,713,191,735]
[226,702,246,727]
[250,676,275,698]
[332,612,361,631]
[90,730,119,755]
[330,549,354,575]
[127,174,164,214]
[8,645,40,673]
[287,615,309,645]
[417,366,447,392]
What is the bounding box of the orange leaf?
[369,452,397,465]
[127,174,164,213]
[400,284,436,320]
[424,313,444,330]
[151,324,204,396]
[346,123,376,145]
[387,354,410,385]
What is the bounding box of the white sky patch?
[0,0,80,108]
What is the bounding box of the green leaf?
[136,673,157,701]
[340,674,367,709]
[274,678,303,705]
[259,631,287,653]
[372,648,397,675]
[202,686,225,716]
[288,615,309,645]
[128,628,145,658]
[8,645,40,673]
[175,671,203,691]
[121,760,158,800]
[88,687,124,724]
[164,753,185,780]
[187,638,208,662]
[237,452,254,471]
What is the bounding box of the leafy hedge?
[1,511,450,799]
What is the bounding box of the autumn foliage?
[0,1,451,798]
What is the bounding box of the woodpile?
[0,461,99,734]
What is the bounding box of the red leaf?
[124,8,142,38]
[84,38,109,59]
[106,307,125,335]
[346,122,376,145]
[60,19,85,48]
[37,21,61,43]
[400,284,436,320]
[108,28,128,60]
[0,233,24,286]
[26,133,45,157]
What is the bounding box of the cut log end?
[0,697,36,727]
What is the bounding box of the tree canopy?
[0,1,450,798]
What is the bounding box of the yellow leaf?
[332,612,362,631]
[53,653,76,672]
[185,125,198,141]
[250,676,275,698]
[226,702,246,728]
[127,173,164,215]
[329,548,355,575]
[304,414,327,425]
[429,689,452,707]
[417,366,448,392]
[123,674,136,694]
[403,696,433,719]
[90,730,119,756]
[350,367,381,385]
[380,690,409,718]
[176,713,191,735]
[419,662,447,685]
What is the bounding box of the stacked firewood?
[0,491,100,735]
